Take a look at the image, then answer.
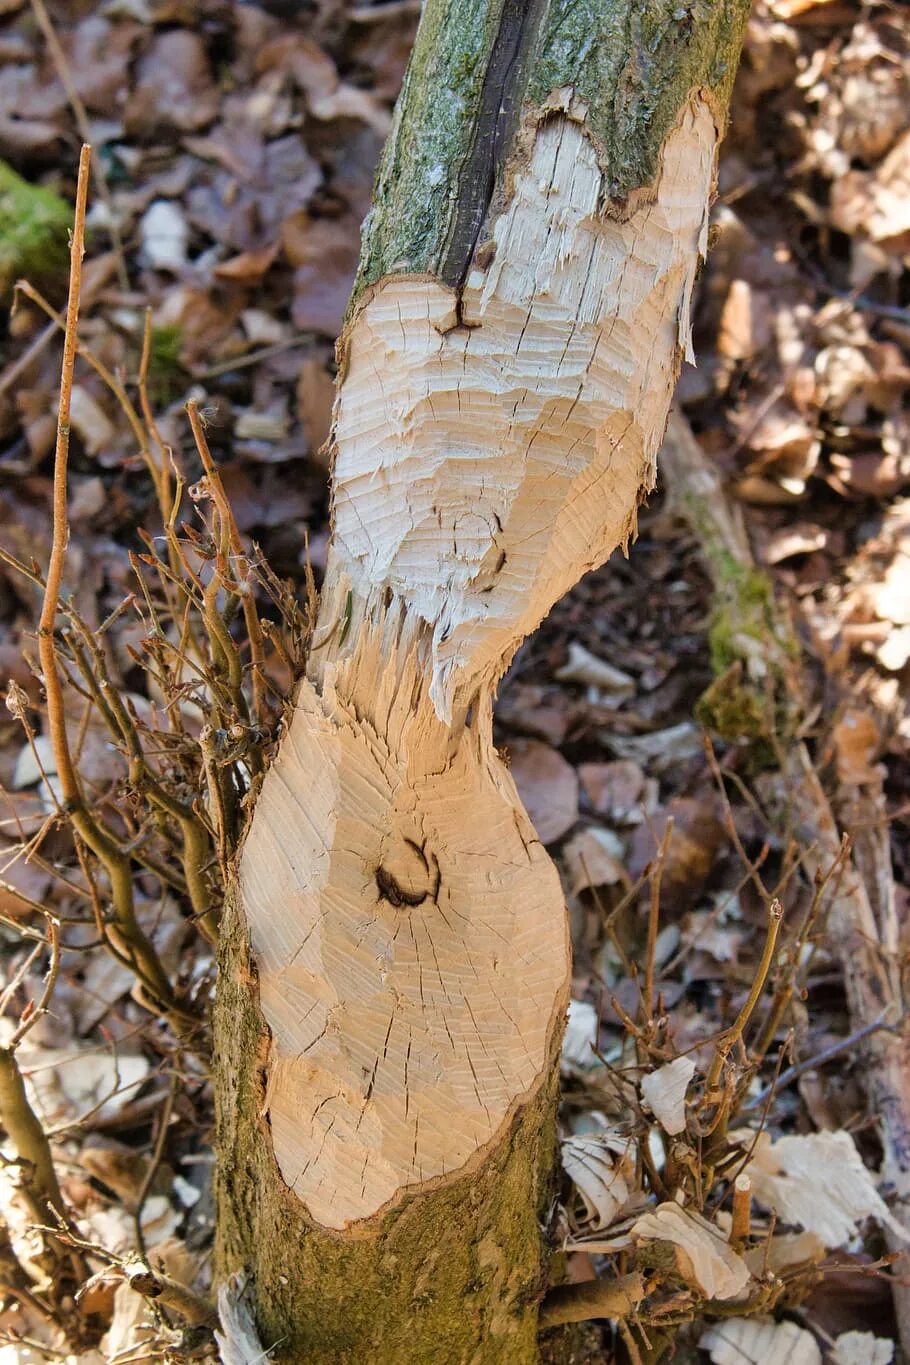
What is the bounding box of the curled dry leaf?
[744,1229,825,1279]
[561,1132,636,1232]
[605,722,701,772]
[763,522,827,565]
[640,1056,696,1136]
[742,1129,909,1249]
[700,1317,821,1365]
[87,1196,182,1259]
[6,1034,151,1128]
[561,999,599,1070]
[631,1203,751,1301]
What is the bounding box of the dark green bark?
[353,0,751,306]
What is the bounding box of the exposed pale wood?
[242,102,718,1231]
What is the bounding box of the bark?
[214,5,749,1361]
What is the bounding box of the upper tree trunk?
[214,3,750,1360]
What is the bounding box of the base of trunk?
[214,886,564,1364]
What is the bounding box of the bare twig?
[0,1048,65,1217]
[28,0,130,290]
[35,146,179,1015]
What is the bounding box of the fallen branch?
[539,1272,645,1329]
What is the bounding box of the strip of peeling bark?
[215,5,749,1361]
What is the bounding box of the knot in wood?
[376,838,438,908]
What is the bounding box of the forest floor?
[0,0,908,1361]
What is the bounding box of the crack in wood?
[440,0,547,291]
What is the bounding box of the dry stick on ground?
[35,146,180,1019]
[660,406,910,1350]
[214,4,751,1360]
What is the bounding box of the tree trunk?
[214,3,749,1360]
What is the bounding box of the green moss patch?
[0,161,71,300]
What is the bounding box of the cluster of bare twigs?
[0,147,311,1354]
[552,738,900,1361]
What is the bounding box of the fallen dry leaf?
[216,1274,265,1365]
[297,354,336,462]
[508,738,578,845]
[288,215,361,337]
[9,1037,150,1128]
[632,1202,751,1300]
[875,552,910,627]
[833,1331,894,1365]
[700,1317,821,1365]
[743,1129,908,1249]
[831,129,910,250]
[562,826,627,894]
[640,1056,696,1136]
[139,199,189,273]
[69,385,115,457]
[214,243,280,285]
[878,626,910,673]
[764,522,827,565]
[561,999,599,1069]
[832,707,881,785]
[555,641,635,695]
[126,29,218,135]
[578,759,647,823]
[627,796,726,912]
[744,1230,825,1279]
[717,278,772,361]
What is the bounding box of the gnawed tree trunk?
[214,3,749,1359]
